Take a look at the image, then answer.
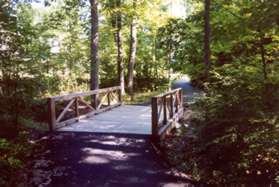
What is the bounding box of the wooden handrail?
[152,88,182,98]
[151,88,184,140]
[49,86,121,101]
[48,86,122,131]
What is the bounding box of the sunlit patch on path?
[32,132,195,186]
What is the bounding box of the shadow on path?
[40,132,195,187]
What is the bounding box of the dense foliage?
[158,0,279,185]
[0,0,172,185]
[0,0,171,133]
[183,67,279,184]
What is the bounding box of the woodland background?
[1,0,279,185]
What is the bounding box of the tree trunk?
[117,19,125,96]
[127,1,137,99]
[153,35,158,90]
[112,0,125,96]
[168,50,172,91]
[204,0,211,75]
[90,0,99,108]
[168,36,172,91]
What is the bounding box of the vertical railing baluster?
[48,98,56,131]
[163,96,167,124]
[170,93,173,118]
[151,97,159,138]
[75,97,79,121]
[175,92,178,112]
[108,91,111,106]
[118,89,122,104]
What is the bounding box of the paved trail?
[38,132,194,187]
[32,76,199,186]
[172,75,202,104]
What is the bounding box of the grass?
[124,85,169,105]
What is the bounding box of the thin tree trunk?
[168,36,172,91]
[111,0,125,95]
[90,0,99,108]
[117,19,125,96]
[168,50,172,91]
[153,35,158,90]
[204,0,211,75]
[128,1,137,99]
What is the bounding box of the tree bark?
[204,0,211,75]
[112,0,125,95]
[90,0,99,108]
[127,1,138,99]
[153,35,158,89]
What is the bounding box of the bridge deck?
[58,105,151,135]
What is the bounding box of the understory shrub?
[168,64,279,185]
[0,131,34,186]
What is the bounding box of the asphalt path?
[38,132,195,187]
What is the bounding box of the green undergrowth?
[163,65,279,186]
[124,85,168,105]
[0,130,36,186]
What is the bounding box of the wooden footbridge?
[45,87,194,186]
[48,86,184,140]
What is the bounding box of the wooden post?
[107,92,111,106]
[48,98,56,131]
[151,97,158,138]
[118,88,122,104]
[179,89,183,108]
[175,92,178,112]
[170,94,174,118]
[163,96,167,124]
[75,97,79,121]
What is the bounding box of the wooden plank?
[47,86,124,131]
[151,88,184,141]
[109,92,115,103]
[55,103,122,129]
[97,93,108,110]
[157,104,163,120]
[157,109,184,139]
[90,103,121,116]
[152,88,182,99]
[56,99,75,123]
[111,91,119,104]
[157,120,173,139]
[56,117,79,129]
[79,98,95,111]
[50,86,121,102]
[57,105,151,134]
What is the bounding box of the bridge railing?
[48,86,122,131]
[151,88,184,140]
